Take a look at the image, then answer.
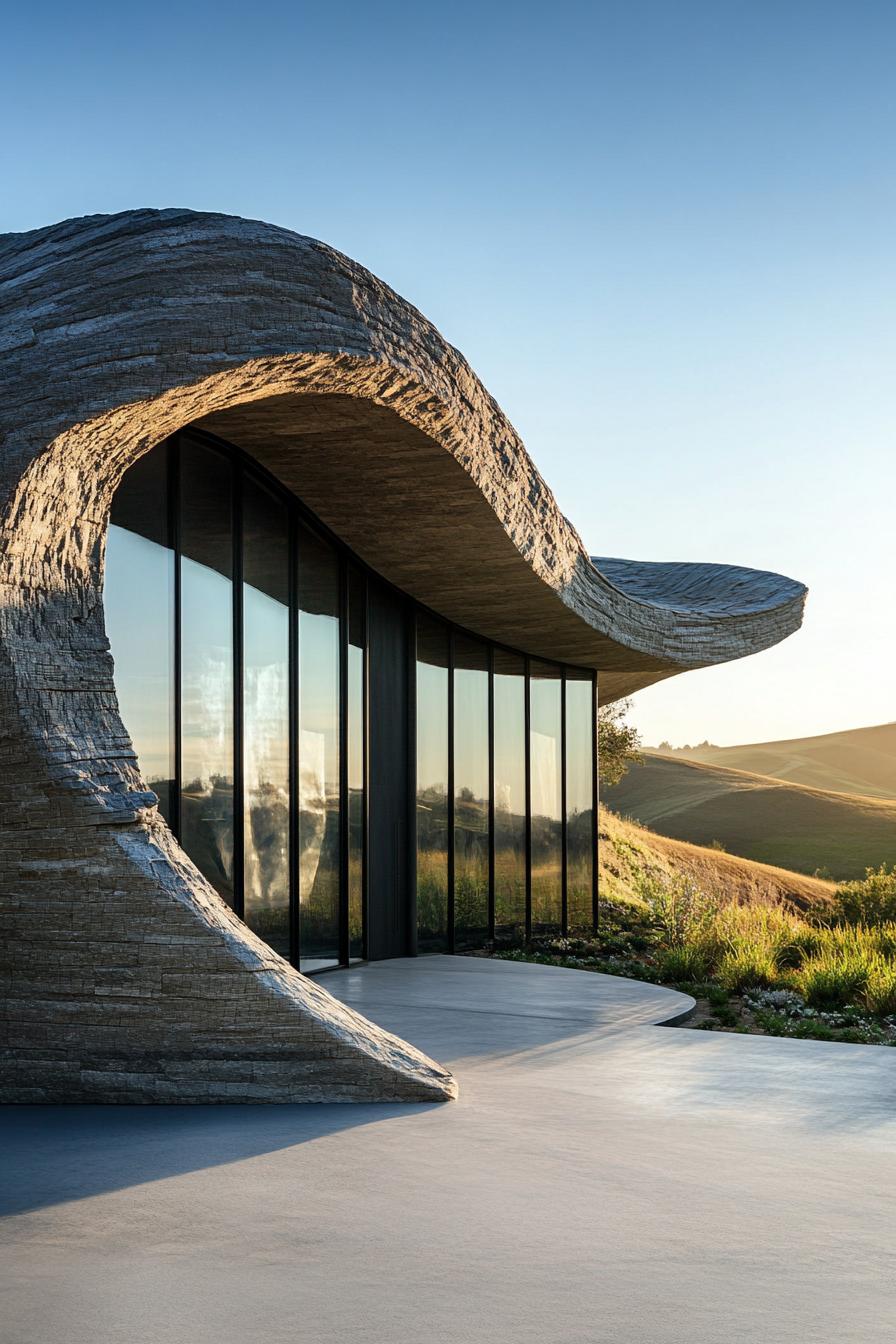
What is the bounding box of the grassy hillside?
[499,812,896,1049]
[604,753,896,880]
[599,805,834,911]
[662,721,896,799]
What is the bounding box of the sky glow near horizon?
[3,1,894,747]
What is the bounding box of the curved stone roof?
[0,209,806,706]
[0,209,806,1104]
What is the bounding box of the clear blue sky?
[4,1,894,746]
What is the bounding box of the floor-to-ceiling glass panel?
[416,614,449,951]
[106,447,175,823]
[242,475,290,959]
[298,525,341,971]
[347,567,366,961]
[530,660,562,931]
[566,671,595,929]
[493,649,526,938]
[180,439,235,906]
[453,635,489,949]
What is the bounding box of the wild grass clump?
[716,946,779,991]
[863,957,896,1016]
[657,946,708,983]
[694,897,805,973]
[794,951,870,1008]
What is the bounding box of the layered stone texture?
[0,209,805,1103]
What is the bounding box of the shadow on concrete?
[0,1102,439,1217]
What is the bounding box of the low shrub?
[830,865,896,927]
[638,872,718,949]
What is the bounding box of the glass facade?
[106,427,598,972]
[297,525,342,972]
[179,441,235,907]
[493,650,527,937]
[566,671,596,928]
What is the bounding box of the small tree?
[598,698,642,786]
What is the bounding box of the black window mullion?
[592,672,600,931]
[288,508,301,969]
[524,654,532,943]
[232,458,245,921]
[487,643,495,944]
[169,434,182,840]
[338,556,350,967]
[561,668,568,936]
[447,628,456,954]
[407,604,418,956]
[361,574,370,961]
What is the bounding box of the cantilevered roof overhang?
[0,209,806,702]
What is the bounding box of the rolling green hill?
[660,722,896,799]
[604,752,896,880]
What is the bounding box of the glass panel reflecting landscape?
[416,614,449,951]
[530,660,562,930]
[243,476,290,959]
[493,649,527,936]
[298,525,341,972]
[453,636,489,949]
[180,439,235,907]
[106,447,175,822]
[566,672,594,927]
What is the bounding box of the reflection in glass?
[243,477,290,958]
[530,661,562,930]
[493,649,526,937]
[416,614,449,951]
[566,672,595,928]
[298,526,341,971]
[454,636,489,949]
[348,569,366,961]
[106,447,175,822]
[180,440,235,906]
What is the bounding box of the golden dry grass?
[598,805,835,913]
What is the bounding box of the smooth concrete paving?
[3,956,896,1343]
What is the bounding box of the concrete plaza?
[2,956,894,1342]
